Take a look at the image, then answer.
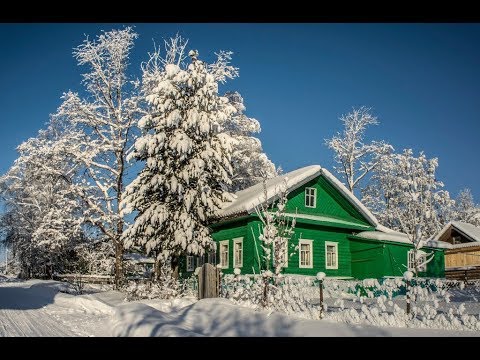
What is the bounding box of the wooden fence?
[54,274,114,285]
[445,266,480,282]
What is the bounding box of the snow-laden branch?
[325,106,393,193]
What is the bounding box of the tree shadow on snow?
[115,299,297,337]
[0,281,60,310]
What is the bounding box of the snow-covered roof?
[449,242,480,250]
[354,231,452,249]
[218,165,322,219]
[433,221,480,243]
[217,165,391,230]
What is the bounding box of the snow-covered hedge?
[123,276,197,301]
[221,274,480,331]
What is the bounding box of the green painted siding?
[248,219,353,278]
[211,218,250,275]
[285,177,369,226]
[350,237,445,279]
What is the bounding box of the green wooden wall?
[350,236,445,279]
[285,177,369,226]
[210,218,251,275]
[212,217,354,277]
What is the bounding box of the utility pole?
[4,246,7,275]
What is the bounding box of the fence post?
[316,272,326,319]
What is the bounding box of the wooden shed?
[433,221,480,280]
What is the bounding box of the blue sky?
[0,23,479,204]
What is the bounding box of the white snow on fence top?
[433,221,480,243]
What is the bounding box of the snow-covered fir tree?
[325,106,393,193]
[222,91,277,192]
[52,28,141,288]
[362,149,453,275]
[452,189,480,226]
[122,47,236,279]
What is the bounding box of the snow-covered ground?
[1,278,479,337]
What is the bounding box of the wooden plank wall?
[445,250,480,268]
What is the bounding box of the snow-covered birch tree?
[452,189,480,226]
[0,125,85,278]
[325,106,393,193]
[121,42,235,280]
[223,91,277,192]
[254,178,297,307]
[362,149,453,275]
[51,28,141,288]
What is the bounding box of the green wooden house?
[184,165,449,279]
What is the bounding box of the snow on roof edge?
[432,221,480,243]
[448,242,480,250]
[355,231,452,249]
[218,165,322,219]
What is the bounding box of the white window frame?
[219,240,229,269]
[299,239,313,269]
[233,238,243,268]
[325,241,338,270]
[186,255,195,272]
[305,187,317,208]
[408,249,427,272]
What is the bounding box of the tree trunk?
[154,256,162,282]
[114,241,124,289]
[171,255,179,280]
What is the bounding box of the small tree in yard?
[121,38,236,282]
[362,149,454,276]
[325,106,393,194]
[254,178,297,307]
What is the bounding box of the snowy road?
[0,279,113,337]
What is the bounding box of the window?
[305,187,317,208]
[186,256,195,272]
[196,255,205,268]
[299,239,313,268]
[408,250,427,272]
[325,242,338,269]
[208,251,216,265]
[233,238,243,268]
[220,240,229,269]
